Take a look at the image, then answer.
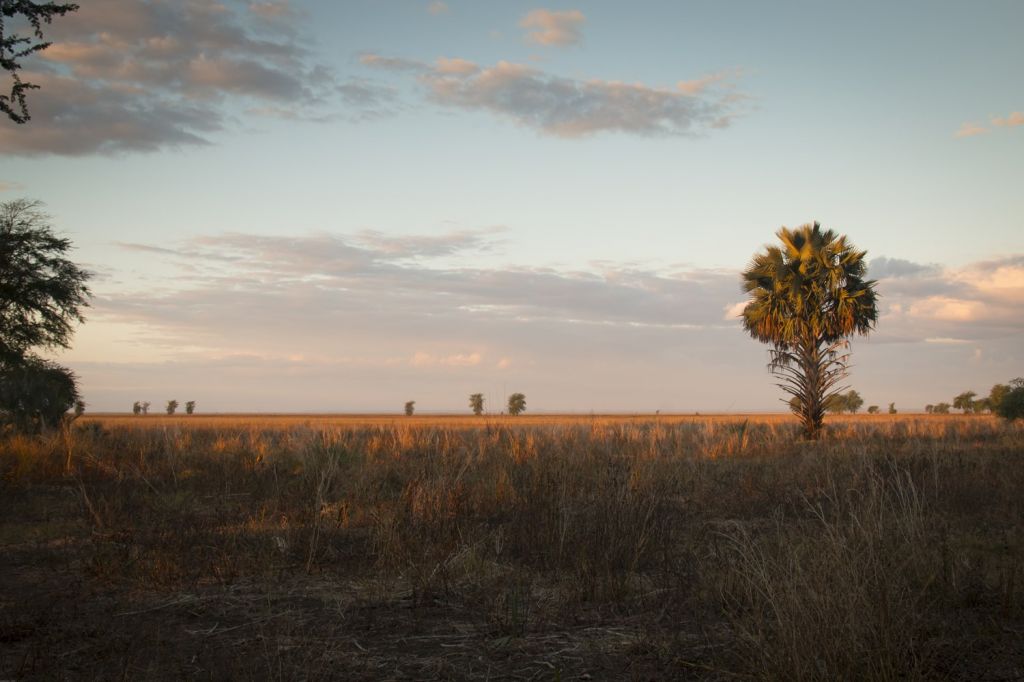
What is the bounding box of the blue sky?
[1,0,1022,412]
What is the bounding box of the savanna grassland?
[1,414,1022,680]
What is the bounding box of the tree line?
[404,393,526,417]
[132,400,197,416]
[925,381,1024,419]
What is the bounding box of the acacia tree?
[507,392,526,416]
[1,200,90,364]
[741,223,878,439]
[1,1,80,123]
[0,199,91,431]
[469,393,484,416]
[953,391,976,414]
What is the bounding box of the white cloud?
[519,9,586,47]
[723,301,746,320]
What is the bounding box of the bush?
[994,381,1024,421]
[0,358,79,433]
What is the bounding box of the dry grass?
[1,414,1022,679]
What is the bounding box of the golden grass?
[2,414,1021,679]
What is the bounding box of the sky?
[1,0,1022,413]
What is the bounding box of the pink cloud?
[520,9,585,46]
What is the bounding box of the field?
[1,414,1022,680]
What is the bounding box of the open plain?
[2,413,1022,680]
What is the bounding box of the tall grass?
[1,415,1021,679]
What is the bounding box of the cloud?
[0,181,26,193]
[955,121,988,138]
[0,0,350,156]
[362,53,745,138]
[992,111,1024,127]
[869,256,941,279]
[722,301,746,320]
[956,111,1023,139]
[520,9,586,46]
[872,255,1024,344]
[427,1,449,15]
[410,351,481,367]
[908,296,984,322]
[249,1,292,20]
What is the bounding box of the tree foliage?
[0,199,90,432]
[1,200,91,364]
[867,405,879,414]
[468,393,484,416]
[507,392,526,416]
[185,400,195,415]
[0,357,78,433]
[994,378,1024,422]
[741,222,878,439]
[1,1,80,123]
[952,391,977,414]
[888,402,897,415]
[166,399,178,415]
[932,402,951,415]
[825,389,864,414]
[404,400,415,416]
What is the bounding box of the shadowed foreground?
[1,415,1022,680]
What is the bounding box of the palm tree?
[741,222,878,439]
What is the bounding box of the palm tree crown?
[742,222,877,346]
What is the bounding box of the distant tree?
[469,393,484,416]
[132,401,141,416]
[973,397,991,413]
[166,399,178,415]
[888,402,897,415]
[924,404,934,414]
[824,389,864,414]
[141,401,150,416]
[404,400,415,416]
[507,392,526,416]
[0,357,79,433]
[933,402,951,415]
[953,391,976,414]
[844,390,864,414]
[824,393,845,415]
[1,1,80,123]
[993,378,1024,422]
[185,400,196,415]
[740,223,878,439]
[988,384,1010,412]
[867,405,879,414]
